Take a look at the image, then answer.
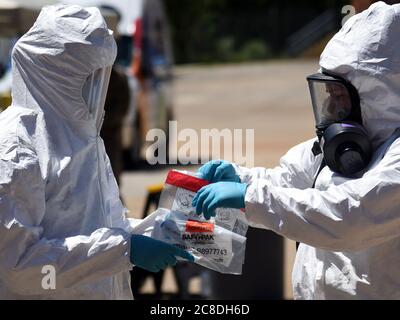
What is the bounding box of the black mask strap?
[312,159,326,188]
[312,140,322,156]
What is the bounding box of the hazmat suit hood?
[11,4,117,135]
[320,1,400,148]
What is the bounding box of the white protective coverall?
[0,4,140,299]
[235,2,400,299]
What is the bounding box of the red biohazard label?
[185,219,214,233]
[165,171,210,193]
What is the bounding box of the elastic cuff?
[232,163,253,185]
[117,228,134,269]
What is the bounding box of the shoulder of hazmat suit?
[0,4,140,299]
[236,2,400,299]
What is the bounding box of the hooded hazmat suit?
[0,4,141,299]
[234,2,400,299]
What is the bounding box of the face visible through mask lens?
[323,83,352,122]
[82,66,112,130]
[307,74,354,127]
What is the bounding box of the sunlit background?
[0,0,395,300]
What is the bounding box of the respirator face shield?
[82,66,112,130]
[306,72,372,177]
[307,72,361,131]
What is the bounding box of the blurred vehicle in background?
[0,0,119,109]
[127,0,174,164]
[0,0,48,110]
[0,0,175,165]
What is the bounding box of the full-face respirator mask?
[307,72,372,177]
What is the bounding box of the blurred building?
[352,0,374,12]
[165,0,400,64]
[353,0,400,12]
[288,0,400,57]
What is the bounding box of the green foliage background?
[163,0,346,64]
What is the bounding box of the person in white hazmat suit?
[0,4,193,299]
[193,2,400,299]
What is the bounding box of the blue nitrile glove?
[197,160,240,183]
[192,182,248,220]
[130,235,195,273]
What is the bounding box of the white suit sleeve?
[244,140,400,252]
[0,152,132,295]
[126,218,143,230]
[233,139,322,189]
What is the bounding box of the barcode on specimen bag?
[182,219,231,265]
